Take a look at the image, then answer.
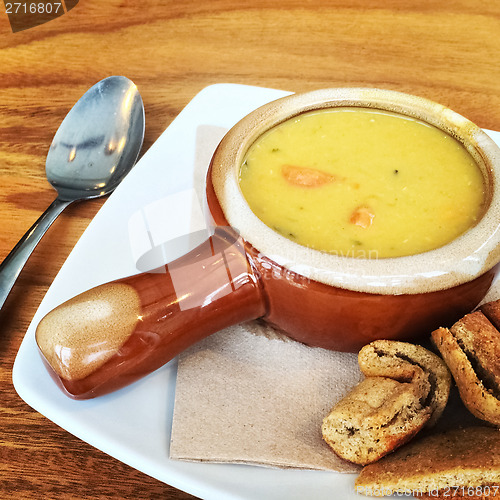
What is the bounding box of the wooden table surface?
[1,1,499,498]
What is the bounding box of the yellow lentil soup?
[238,108,485,259]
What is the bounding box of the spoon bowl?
[46,76,145,200]
[0,76,145,310]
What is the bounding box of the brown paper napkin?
[170,320,362,472]
[170,283,500,471]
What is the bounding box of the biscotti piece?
[322,376,431,465]
[321,340,451,465]
[432,310,500,426]
[481,298,500,332]
[358,340,451,426]
[355,426,500,497]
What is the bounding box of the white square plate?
[12,84,500,500]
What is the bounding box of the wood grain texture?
[0,0,499,498]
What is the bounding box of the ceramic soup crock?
[36,88,500,399]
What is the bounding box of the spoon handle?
[0,197,71,310]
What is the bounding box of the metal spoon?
[0,76,145,310]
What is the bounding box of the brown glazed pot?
[36,88,500,399]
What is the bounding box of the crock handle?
[35,227,266,399]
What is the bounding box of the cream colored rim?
[211,88,500,294]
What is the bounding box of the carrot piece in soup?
[350,206,375,229]
[281,164,335,187]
